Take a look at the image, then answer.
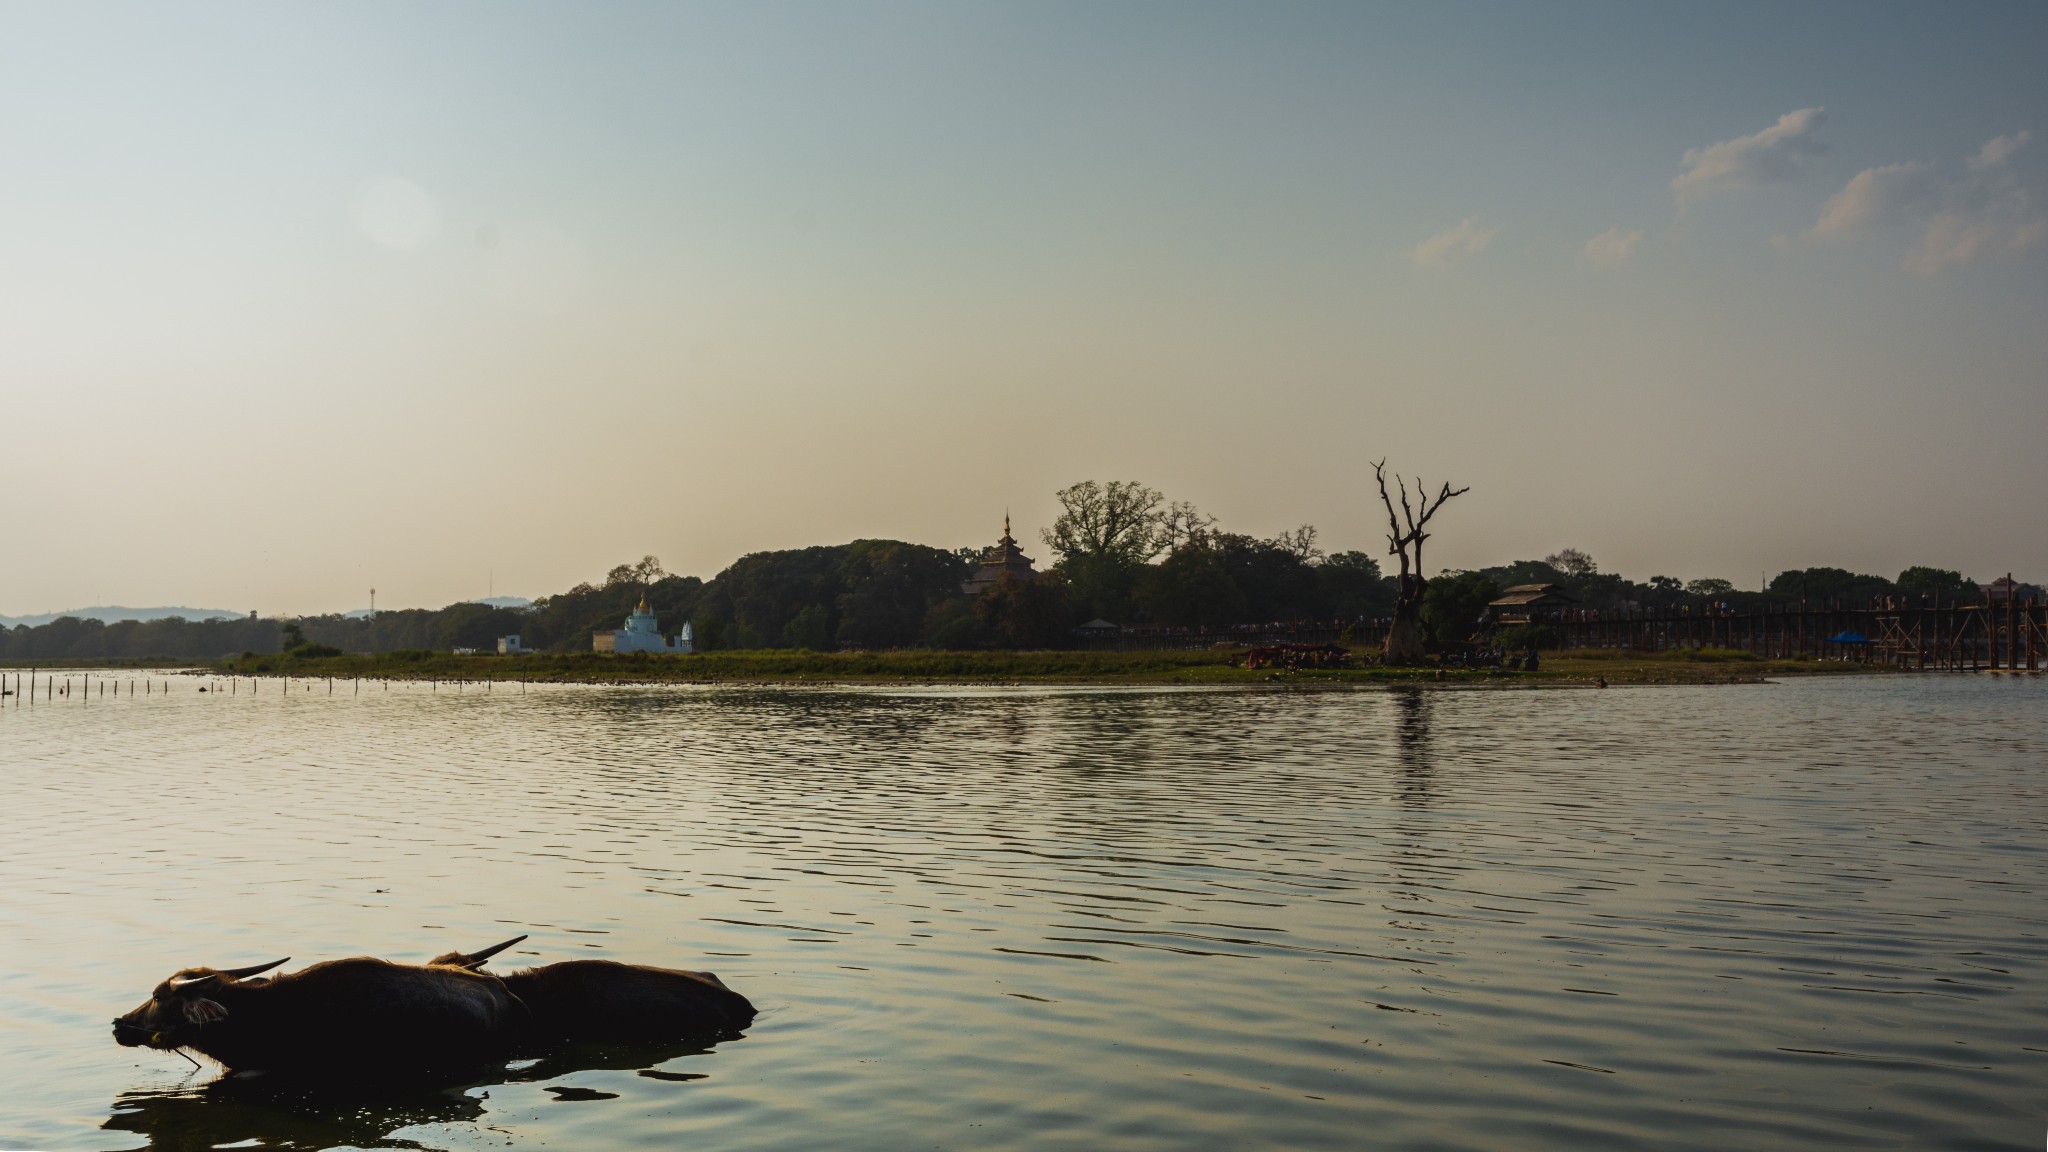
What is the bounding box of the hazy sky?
[3,1,2045,615]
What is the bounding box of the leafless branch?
[1374,460,1469,583]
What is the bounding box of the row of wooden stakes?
[3,671,529,704]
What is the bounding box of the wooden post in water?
[1936,594,1946,670]
[2005,578,2017,671]
[2029,600,2039,672]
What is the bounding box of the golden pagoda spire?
[1004,511,1011,540]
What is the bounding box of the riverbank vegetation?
[0,476,2007,665]
[195,646,1895,687]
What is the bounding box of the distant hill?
[0,605,245,629]
[342,596,531,619]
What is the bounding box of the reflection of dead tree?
[1374,460,1469,664]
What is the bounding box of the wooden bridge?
[1077,598,2048,672]
[1541,599,2047,671]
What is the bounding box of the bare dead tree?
[1375,460,1470,664]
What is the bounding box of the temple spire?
[962,509,1038,596]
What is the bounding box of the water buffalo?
[113,956,528,1075]
[430,935,756,1040]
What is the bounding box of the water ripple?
[0,675,2043,1149]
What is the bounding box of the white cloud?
[1673,107,1829,202]
[1903,138,2045,274]
[1580,227,1642,268]
[1781,131,2044,273]
[1908,212,2003,275]
[1907,186,2044,275]
[1967,130,2031,172]
[1805,162,1931,240]
[1411,218,1498,267]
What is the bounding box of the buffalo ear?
[183,998,229,1024]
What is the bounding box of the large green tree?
[1421,571,1500,649]
[1318,551,1394,618]
[835,542,974,649]
[1896,566,1977,604]
[1136,548,1247,627]
[691,540,967,651]
[975,571,1073,648]
[1768,567,1894,605]
[1041,480,1168,623]
[1041,480,1166,566]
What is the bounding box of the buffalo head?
[111,959,288,1050]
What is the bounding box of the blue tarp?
[1826,631,1871,644]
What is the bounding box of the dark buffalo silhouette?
[430,935,756,1040]
[112,956,527,1076]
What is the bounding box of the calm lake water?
[2,674,2044,1150]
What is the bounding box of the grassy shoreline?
[8,646,1889,686]
[1,648,1899,686]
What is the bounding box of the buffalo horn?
[218,957,289,979]
[454,935,528,968]
[169,956,287,990]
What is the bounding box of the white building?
[593,597,693,654]
[497,635,530,654]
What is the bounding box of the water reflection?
[105,1077,484,1152]
[102,1036,737,1151]
[3,677,2044,1151]
[1392,688,1434,807]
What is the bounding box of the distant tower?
[962,512,1038,596]
[369,588,376,619]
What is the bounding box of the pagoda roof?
[1491,583,1577,607]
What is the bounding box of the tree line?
[0,478,2003,660]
